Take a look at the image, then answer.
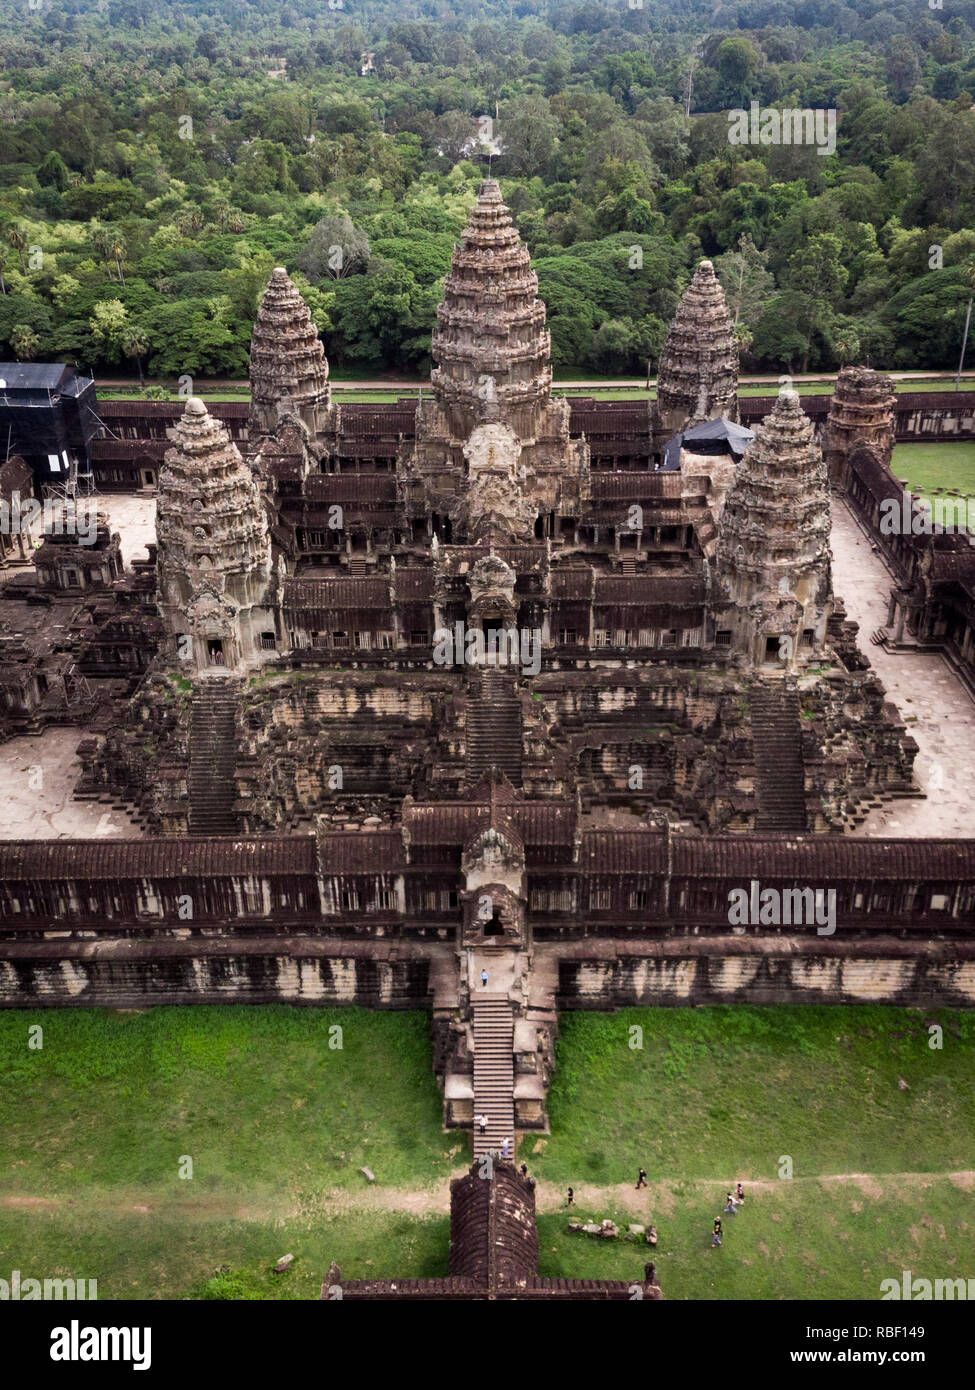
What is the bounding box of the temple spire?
[652,258,739,447]
[156,398,273,674]
[716,387,832,669]
[430,180,552,441]
[249,267,331,439]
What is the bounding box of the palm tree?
[7,225,27,274]
[956,259,975,389]
[110,231,127,287]
[0,247,7,295]
[123,328,150,388]
[10,324,40,360]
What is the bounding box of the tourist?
[501,1137,511,1158]
[567,1187,574,1206]
[477,1113,487,1135]
[636,1167,648,1188]
[520,1163,528,1178]
[712,1218,722,1247]
[724,1191,738,1215]
[736,1183,745,1204]
[480,969,488,988]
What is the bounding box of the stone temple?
[2,180,975,1301]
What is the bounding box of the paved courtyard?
[0,727,142,840]
[830,498,975,838]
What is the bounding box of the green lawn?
[893,441,975,495]
[0,1006,449,1195]
[535,1177,974,1300]
[98,378,972,406]
[2,1004,973,1300]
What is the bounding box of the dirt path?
[4,1170,973,1224]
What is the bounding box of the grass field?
[1,1004,973,1300]
[98,379,971,405]
[893,442,975,496]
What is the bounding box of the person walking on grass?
[736,1182,745,1204]
[567,1187,574,1207]
[724,1191,738,1215]
[711,1217,722,1247]
[636,1167,648,1189]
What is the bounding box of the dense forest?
[1,0,974,380]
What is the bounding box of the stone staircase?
[750,684,808,832]
[465,670,523,787]
[187,680,240,834]
[472,996,515,1158]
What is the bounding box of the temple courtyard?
[2,486,973,841]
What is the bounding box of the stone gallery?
[2,180,974,1300]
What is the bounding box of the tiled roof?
[282,578,391,611]
[594,575,705,605]
[0,837,317,880]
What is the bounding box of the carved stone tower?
[249,267,332,441]
[715,387,832,671]
[430,179,553,442]
[410,180,589,529]
[821,365,896,488]
[156,398,275,675]
[651,259,739,452]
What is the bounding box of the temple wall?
[0,941,435,1010]
[556,941,975,1009]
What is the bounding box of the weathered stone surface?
[652,258,739,447]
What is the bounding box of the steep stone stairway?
[187,680,240,834]
[472,995,515,1158]
[750,684,808,832]
[465,670,523,787]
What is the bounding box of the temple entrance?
[207,639,225,666]
[484,909,504,937]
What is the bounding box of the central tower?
[410,179,589,531]
[431,179,553,442]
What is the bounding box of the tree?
[10,324,39,360]
[714,36,762,102]
[297,216,370,282]
[37,151,70,192]
[498,96,560,178]
[713,235,775,329]
[434,111,476,166]
[89,299,129,365]
[123,327,150,387]
[7,226,27,275]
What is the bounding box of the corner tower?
[821,365,896,489]
[156,398,275,674]
[651,259,739,452]
[249,267,332,441]
[715,387,831,670]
